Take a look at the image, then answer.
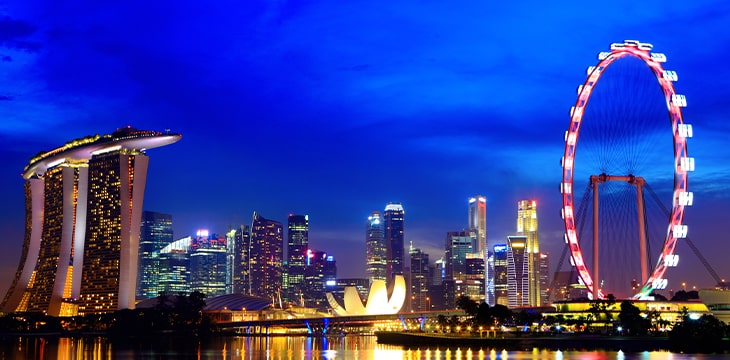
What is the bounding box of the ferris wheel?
[560,40,694,300]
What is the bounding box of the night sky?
[1,1,730,297]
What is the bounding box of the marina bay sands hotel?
[0,126,180,316]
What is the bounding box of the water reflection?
[0,335,725,359]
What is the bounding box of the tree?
[617,300,650,335]
[669,314,727,353]
[490,304,514,326]
[455,295,479,317]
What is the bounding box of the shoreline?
[375,331,683,352]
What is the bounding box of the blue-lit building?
[493,243,509,306]
[158,236,192,295]
[137,211,173,299]
[286,215,309,303]
[366,211,387,282]
[190,230,228,297]
[384,203,405,284]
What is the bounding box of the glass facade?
[286,215,308,303]
[365,211,386,282]
[137,211,173,299]
[384,203,405,283]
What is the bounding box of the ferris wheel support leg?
[635,178,649,285]
[592,177,600,300]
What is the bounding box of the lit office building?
[539,252,550,305]
[189,230,228,297]
[304,250,336,310]
[250,212,283,300]
[464,253,485,303]
[468,196,487,253]
[409,244,431,311]
[507,235,529,308]
[384,203,405,283]
[516,200,541,307]
[137,211,173,299]
[158,236,192,295]
[492,244,509,306]
[286,215,309,303]
[366,211,387,282]
[1,127,180,316]
[444,231,475,281]
[232,225,251,294]
[468,195,492,305]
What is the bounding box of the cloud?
[0,18,41,51]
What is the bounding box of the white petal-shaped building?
[327,275,405,316]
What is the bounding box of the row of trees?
[452,295,730,353]
[0,292,214,337]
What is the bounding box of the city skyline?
[2,1,730,296]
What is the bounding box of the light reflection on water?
[0,335,727,359]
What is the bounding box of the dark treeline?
[0,291,215,338]
[452,295,730,354]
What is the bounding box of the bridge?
[217,310,465,335]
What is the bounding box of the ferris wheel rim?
[560,40,692,300]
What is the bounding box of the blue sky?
[1,1,730,297]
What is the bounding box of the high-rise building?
[232,225,251,294]
[365,211,387,282]
[468,196,487,254]
[1,127,180,316]
[157,236,191,295]
[250,212,283,301]
[137,211,173,299]
[303,250,336,310]
[286,215,309,303]
[516,199,540,307]
[384,203,405,283]
[225,229,236,294]
[468,195,492,305]
[444,231,475,281]
[189,230,227,297]
[507,235,529,308]
[539,252,550,306]
[492,244,509,306]
[408,243,431,311]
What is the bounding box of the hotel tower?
[0,127,180,316]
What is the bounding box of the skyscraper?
[507,235,529,308]
[250,212,283,300]
[286,215,308,303]
[468,195,491,305]
[137,211,173,299]
[384,203,405,283]
[365,211,387,282]
[444,231,475,281]
[492,244,509,306]
[157,236,191,295]
[409,243,431,311]
[189,230,227,297]
[516,199,541,307]
[1,127,180,316]
[231,225,252,294]
[468,196,487,253]
[303,250,336,310]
